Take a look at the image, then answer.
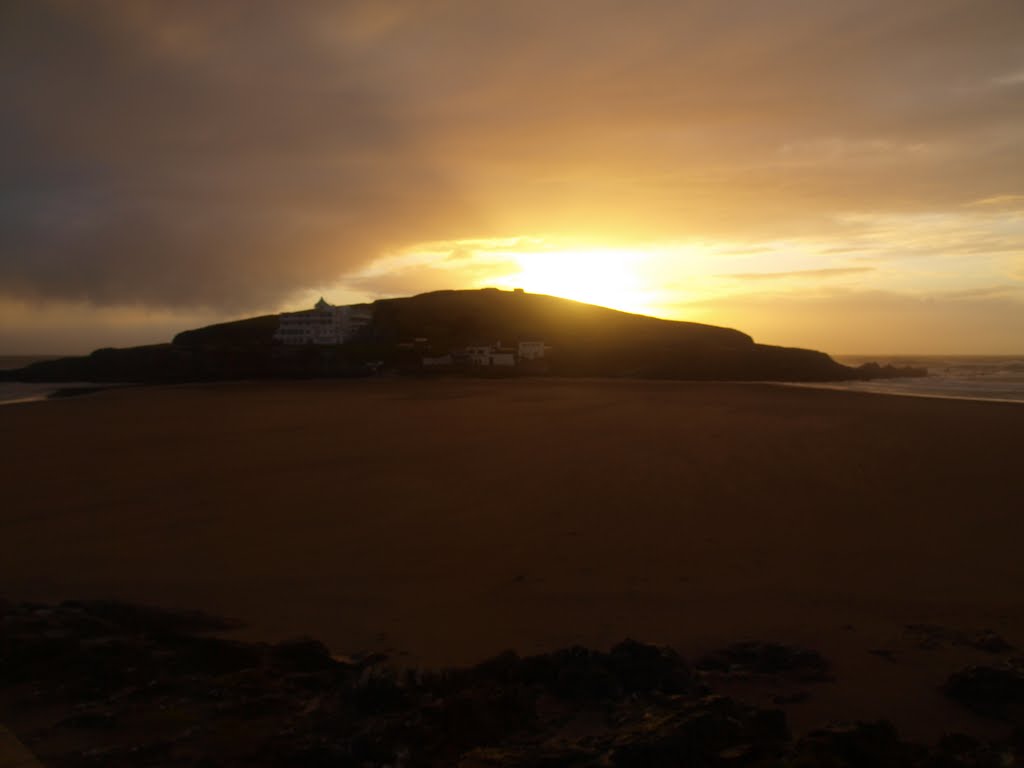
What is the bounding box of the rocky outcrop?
[944,661,1024,722]
[792,721,923,767]
[1,600,1021,767]
[696,641,832,682]
[906,624,1015,654]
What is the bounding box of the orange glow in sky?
[491,248,655,316]
[2,2,1023,354]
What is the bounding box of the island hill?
[4,288,923,384]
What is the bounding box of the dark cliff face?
[6,289,882,383]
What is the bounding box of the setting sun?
[491,247,656,315]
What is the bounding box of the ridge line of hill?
[1,289,924,384]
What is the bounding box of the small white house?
[465,345,493,366]
[464,344,516,367]
[517,341,547,360]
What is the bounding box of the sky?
[2,0,1023,355]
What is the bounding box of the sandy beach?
[2,378,1023,741]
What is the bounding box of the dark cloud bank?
[1,0,1022,312]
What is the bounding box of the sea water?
[0,356,86,405]
[820,355,1024,404]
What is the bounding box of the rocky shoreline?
[2,600,1022,767]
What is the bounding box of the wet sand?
[2,378,1023,740]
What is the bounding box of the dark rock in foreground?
[696,641,832,682]
[793,721,923,767]
[944,661,1024,722]
[0,600,1017,767]
[906,624,1016,654]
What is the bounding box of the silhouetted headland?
[1,289,924,384]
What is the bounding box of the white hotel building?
[273,298,373,345]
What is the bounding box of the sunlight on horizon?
[489,247,659,316]
[283,215,1024,355]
